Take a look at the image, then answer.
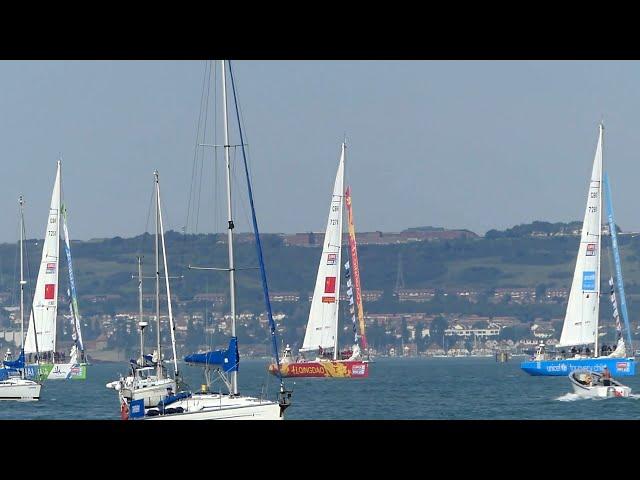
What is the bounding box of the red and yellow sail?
[345,186,367,350]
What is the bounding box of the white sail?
[25,161,61,354]
[301,144,345,353]
[608,337,626,358]
[558,126,603,348]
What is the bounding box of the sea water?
[1,357,639,419]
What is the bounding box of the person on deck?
[602,366,612,386]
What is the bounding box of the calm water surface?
[2,357,639,419]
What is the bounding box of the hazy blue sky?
[0,60,638,242]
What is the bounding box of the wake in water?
[556,392,640,401]
[556,393,588,402]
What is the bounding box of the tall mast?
[156,175,179,377]
[19,196,26,379]
[154,171,162,379]
[138,255,144,362]
[595,123,604,356]
[53,159,61,356]
[334,142,346,360]
[221,59,238,396]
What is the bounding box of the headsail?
[558,126,603,348]
[603,172,633,350]
[345,186,367,351]
[61,204,84,354]
[301,144,345,353]
[25,161,61,354]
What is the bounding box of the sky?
[0,60,638,242]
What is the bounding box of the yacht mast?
[138,255,145,362]
[221,59,238,396]
[334,142,346,360]
[19,196,26,379]
[156,175,179,377]
[154,171,162,379]
[595,123,603,356]
[53,160,61,357]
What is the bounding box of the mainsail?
[25,161,61,354]
[558,125,603,348]
[301,144,345,354]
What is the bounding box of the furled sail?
[558,126,602,347]
[301,144,345,353]
[25,161,61,354]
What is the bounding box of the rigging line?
[230,146,257,259]
[138,181,157,259]
[195,61,213,234]
[186,60,211,234]
[182,62,213,286]
[11,213,20,311]
[212,59,219,237]
[22,212,38,360]
[228,61,283,380]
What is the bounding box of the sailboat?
[268,142,369,378]
[0,196,42,401]
[105,172,179,412]
[121,60,291,420]
[521,124,636,376]
[23,160,87,381]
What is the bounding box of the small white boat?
[0,196,43,402]
[0,376,41,401]
[569,370,631,398]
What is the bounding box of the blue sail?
[603,173,633,350]
[61,207,84,352]
[184,337,239,373]
[3,350,25,369]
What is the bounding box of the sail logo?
[616,362,630,372]
[582,271,596,291]
[326,253,337,265]
[322,296,336,303]
[44,284,56,300]
[324,276,336,294]
[46,262,56,274]
[586,244,596,256]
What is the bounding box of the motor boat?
[569,370,631,398]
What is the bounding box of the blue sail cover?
[157,391,191,410]
[184,337,239,372]
[130,354,154,367]
[2,350,25,369]
[129,399,145,420]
